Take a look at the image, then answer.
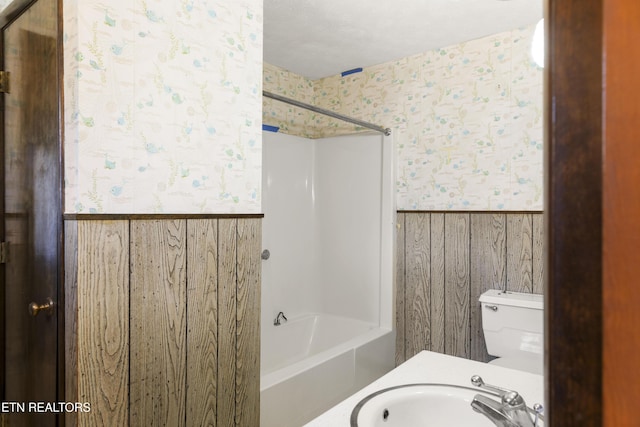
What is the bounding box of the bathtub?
[260,313,395,427]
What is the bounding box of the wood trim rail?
[63,213,264,220]
[398,210,543,214]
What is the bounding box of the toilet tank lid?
[479,289,543,310]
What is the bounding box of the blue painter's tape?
[262,124,280,133]
[341,67,363,77]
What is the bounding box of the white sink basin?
[350,383,500,427]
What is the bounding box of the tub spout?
[274,311,287,326]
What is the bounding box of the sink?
[350,383,506,427]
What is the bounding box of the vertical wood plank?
[217,219,237,427]
[398,211,544,364]
[64,220,79,427]
[470,214,506,362]
[186,219,218,427]
[532,214,544,295]
[506,214,533,293]
[77,220,130,427]
[394,213,406,366]
[235,218,261,427]
[130,220,187,427]
[444,213,470,358]
[404,213,431,358]
[430,213,446,354]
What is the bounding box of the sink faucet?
[274,311,287,326]
[470,375,543,427]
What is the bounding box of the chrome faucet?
[470,375,543,427]
[274,311,287,326]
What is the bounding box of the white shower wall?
[314,136,382,322]
[261,133,320,330]
[261,131,391,329]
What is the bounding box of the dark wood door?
[2,0,61,425]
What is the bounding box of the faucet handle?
[501,391,525,407]
[471,375,513,396]
[471,375,525,407]
[471,376,539,427]
[532,403,544,426]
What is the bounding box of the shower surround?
[260,131,395,426]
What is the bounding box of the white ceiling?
[264,0,543,79]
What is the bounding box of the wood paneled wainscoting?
[63,215,261,427]
[395,211,543,366]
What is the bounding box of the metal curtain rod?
[263,90,391,136]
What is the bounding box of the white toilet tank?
[479,289,543,374]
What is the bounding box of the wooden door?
[602,0,640,423]
[2,0,61,425]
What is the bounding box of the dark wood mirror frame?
[545,0,603,424]
[547,0,640,425]
[1,0,637,425]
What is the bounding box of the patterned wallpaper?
[263,25,543,211]
[263,64,316,138]
[63,0,263,213]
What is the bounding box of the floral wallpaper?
[64,0,263,213]
[263,25,543,211]
[263,63,316,138]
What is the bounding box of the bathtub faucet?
[469,375,542,427]
[274,311,288,326]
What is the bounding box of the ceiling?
[263,0,543,79]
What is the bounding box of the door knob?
[28,297,55,317]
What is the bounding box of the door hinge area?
[0,71,9,93]
[0,241,9,264]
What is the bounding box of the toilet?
[479,289,544,375]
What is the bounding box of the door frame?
[601,0,640,423]
[0,0,65,416]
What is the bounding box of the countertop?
[304,350,544,426]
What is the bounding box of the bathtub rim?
[260,325,393,391]
[261,311,377,376]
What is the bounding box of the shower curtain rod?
[263,90,391,136]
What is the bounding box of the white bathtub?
[260,313,395,427]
